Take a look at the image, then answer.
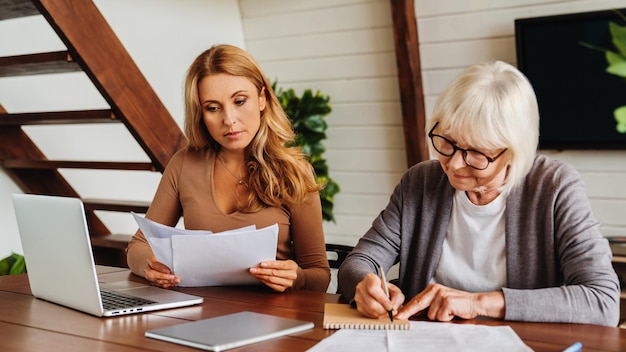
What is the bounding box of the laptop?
[11,193,203,317]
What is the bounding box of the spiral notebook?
[323,303,410,330]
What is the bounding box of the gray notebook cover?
[145,311,314,351]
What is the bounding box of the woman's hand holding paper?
[145,255,180,289]
[249,260,299,292]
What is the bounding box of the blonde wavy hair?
[183,44,322,211]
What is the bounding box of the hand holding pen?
[377,265,393,322]
[351,254,405,320]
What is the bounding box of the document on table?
[307,321,533,352]
[132,213,278,287]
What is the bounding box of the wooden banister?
[33,0,187,172]
[0,0,188,267]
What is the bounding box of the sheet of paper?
[132,213,214,269]
[132,213,277,287]
[172,225,278,286]
[307,321,533,352]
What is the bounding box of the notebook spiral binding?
[323,322,409,330]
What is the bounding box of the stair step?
[0,51,82,77]
[90,234,132,250]
[83,198,150,213]
[0,110,119,125]
[91,234,130,268]
[2,159,157,171]
[0,0,39,20]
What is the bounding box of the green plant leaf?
[312,159,329,174]
[302,115,328,134]
[615,105,626,133]
[321,200,336,222]
[609,22,626,56]
[321,179,340,198]
[9,253,26,275]
[320,179,340,222]
[308,141,327,157]
[0,256,9,276]
[0,253,27,275]
[606,50,626,66]
[606,53,626,77]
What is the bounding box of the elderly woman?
[337,60,620,326]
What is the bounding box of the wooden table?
[0,266,624,351]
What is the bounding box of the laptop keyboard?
[100,289,157,310]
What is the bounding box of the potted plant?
[273,82,340,222]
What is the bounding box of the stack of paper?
[132,213,278,287]
[307,321,533,352]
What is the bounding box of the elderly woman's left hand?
[395,283,505,321]
[249,259,298,292]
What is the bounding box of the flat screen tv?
[515,8,626,150]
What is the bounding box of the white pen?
[377,265,393,322]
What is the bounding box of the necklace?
[219,155,248,187]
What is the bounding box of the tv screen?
[515,8,626,150]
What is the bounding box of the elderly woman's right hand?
[144,256,180,288]
[354,273,405,319]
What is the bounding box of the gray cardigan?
[337,155,620,326]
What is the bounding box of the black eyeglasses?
[428,122,507,170]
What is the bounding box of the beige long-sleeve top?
[127,147,330,292]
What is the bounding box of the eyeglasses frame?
[427,122,507,170]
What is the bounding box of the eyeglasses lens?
[431,136,489,170]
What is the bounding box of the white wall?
[0,0,245,259]
[239,0,626,246]
[240,0,407,247]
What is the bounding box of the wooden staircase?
[0,0,186,267]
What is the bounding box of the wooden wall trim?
[390,0,429,167]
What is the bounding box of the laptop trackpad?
[100,280,152,290]
[100,281,183,301]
